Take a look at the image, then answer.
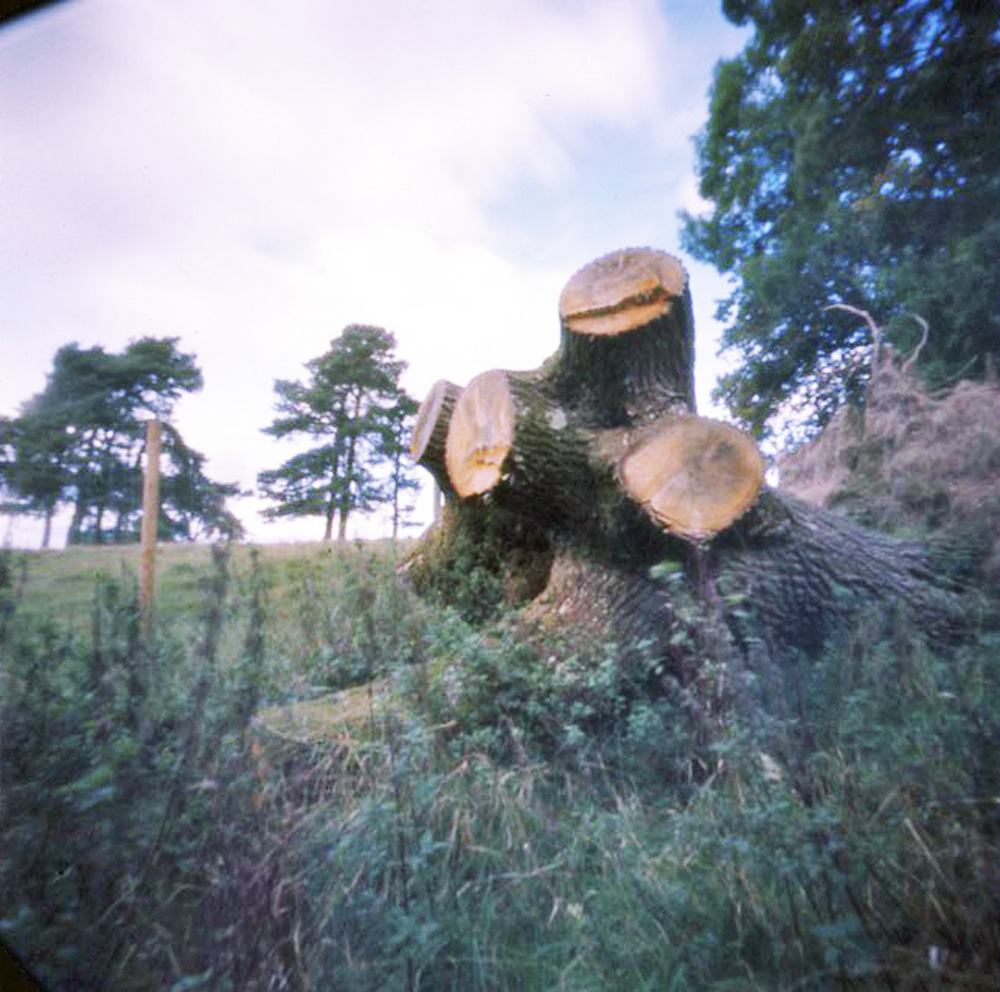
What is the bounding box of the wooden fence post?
[139,419,161,639]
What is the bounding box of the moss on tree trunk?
[409,247,979,672]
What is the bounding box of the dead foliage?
[778,350,1000,586]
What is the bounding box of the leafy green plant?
[1,543,996,990]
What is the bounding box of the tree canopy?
[257,325,419,540]
[682,0,999,438]
[0,338,242,546]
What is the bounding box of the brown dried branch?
[824,303,883,381]
[901,314,929,372]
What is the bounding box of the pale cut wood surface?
[445,370,515,497]
[621,416,764,540]
[559,247,688,337]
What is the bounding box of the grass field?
[1,538,997,991]
[10,539,415,628]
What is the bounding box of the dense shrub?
[0,544,996,990]
[0,547,277,990]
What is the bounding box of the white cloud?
[0,0,749,546]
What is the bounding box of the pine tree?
[1,338,237,545]
[258,325,418,540]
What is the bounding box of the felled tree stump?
[410,378,462,494]
[410,247,973,667]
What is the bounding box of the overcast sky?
[1,0,749,546]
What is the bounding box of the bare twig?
[901,314,929,372]
[824,304,883,381]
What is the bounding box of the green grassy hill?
[11,539,413,628]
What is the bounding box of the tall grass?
[0,542,996,990]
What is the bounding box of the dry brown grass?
[778,356,1000,584]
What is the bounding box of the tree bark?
[444,369,605,534]
[139,419,161,639]
[714,491,968,654]
[338,400,361,542]
[409,246,977,672]
[68,502,84,545]
[391,446,403,540]
[551,247,695,425]
[323,444,340,543]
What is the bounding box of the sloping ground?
[778,356,1000,587]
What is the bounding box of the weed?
[0,543,996,990]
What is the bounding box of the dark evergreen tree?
[0,404,69,547]
[257,325,418,540]
[682,0,999,438]
[2,338,241,545]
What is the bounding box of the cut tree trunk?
[410,379,462,495]
[444,368,606,534]
[620,415,764,542]
[553,246,695,424]
[409,247,977,671]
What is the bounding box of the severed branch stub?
[555,247,696,424]
[558,247,688,337]
[409,246,970,668]
[445,370,514,498]
[621,416,765,542]
[410,379,462,494]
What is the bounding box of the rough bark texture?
[409,247,979,674]
[714,491,970,654]
[445,369,610,532]
[554,246,695,424]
